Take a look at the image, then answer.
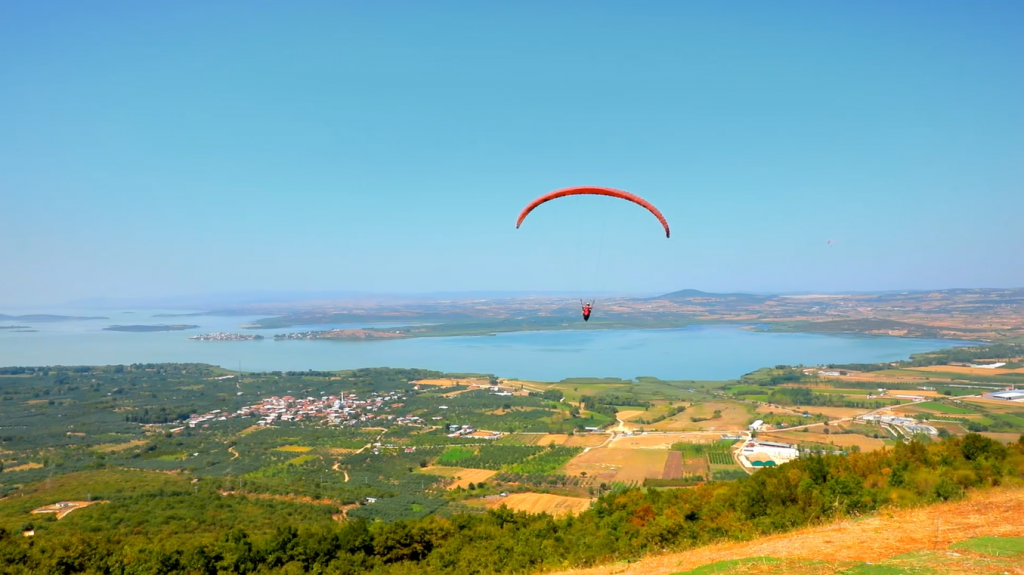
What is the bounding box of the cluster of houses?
[178,391,429,430]
[447,424,501,439]
[188,332,264,341]
[858,413,937,436]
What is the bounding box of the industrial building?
[985,390,1024,402]
[739,440,800,468]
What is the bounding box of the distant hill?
[652,289,769,302]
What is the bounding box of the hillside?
[549,486,1024,575]
[651,289,768,302]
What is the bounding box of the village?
[179,389,426,431]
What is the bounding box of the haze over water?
[0,310,969,381]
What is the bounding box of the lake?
[0,309,972,381]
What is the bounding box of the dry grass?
[3,462,43,473]
[564,448,668,482]
[237,425,264,436]
[616,410,648,423]
[909,365,1024,376]
[762,430,886,451]
[93,439,149,453]
[564,434,609,447]
[650,402,752,432]
[960,397,1024,412]
[477,492,593,517]
[415,378,489,388]
[794,406,869,419]
[418,466,497,490]
[273,445,313,453]
[980,432,1024,444]
[547,486,1024,575]
[609,433,723,450]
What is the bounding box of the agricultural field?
[647,401,754,432]
[901,400,975,414]
[980,432,1024,444]
[759,427,887,452]
[469,492,593,517]
[792,405,868,418]
[418,466,497,490]
[562,447,669,483]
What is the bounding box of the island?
[0,314,107,322]
[103,324,199,332]
[188,333,264,341]
[273,328,410,340]
[0,325,30,330]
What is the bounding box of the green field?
[911,401,975,414]
[436,446,476,464]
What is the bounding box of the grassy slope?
[546,485,1024,575]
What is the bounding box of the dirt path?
[548,486,1024,575]
[228,446,239,460]
[331,461,350,482]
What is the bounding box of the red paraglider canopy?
[516,186,670,238]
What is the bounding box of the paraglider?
[516,186,670,322]
[516,186,670,238]
[828,239,835,247]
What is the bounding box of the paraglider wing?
[516,186,670,238]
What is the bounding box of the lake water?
[0,309,972,381]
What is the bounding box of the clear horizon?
[3,2,1023,307]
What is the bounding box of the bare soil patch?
[31,500,106,519]
[547,486,1024,575]
[662,451,683,479]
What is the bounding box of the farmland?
[469,492,593,517]
[562,447,669,483]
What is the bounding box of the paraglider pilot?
[581,300,593,322]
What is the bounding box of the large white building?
[986,390,1024,402]
[739,440,800,467]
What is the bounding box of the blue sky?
[2,1,1022,306]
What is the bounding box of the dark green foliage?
[436,445,543,470]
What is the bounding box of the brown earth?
[662,451,683,479]
[546,486,1024,575]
